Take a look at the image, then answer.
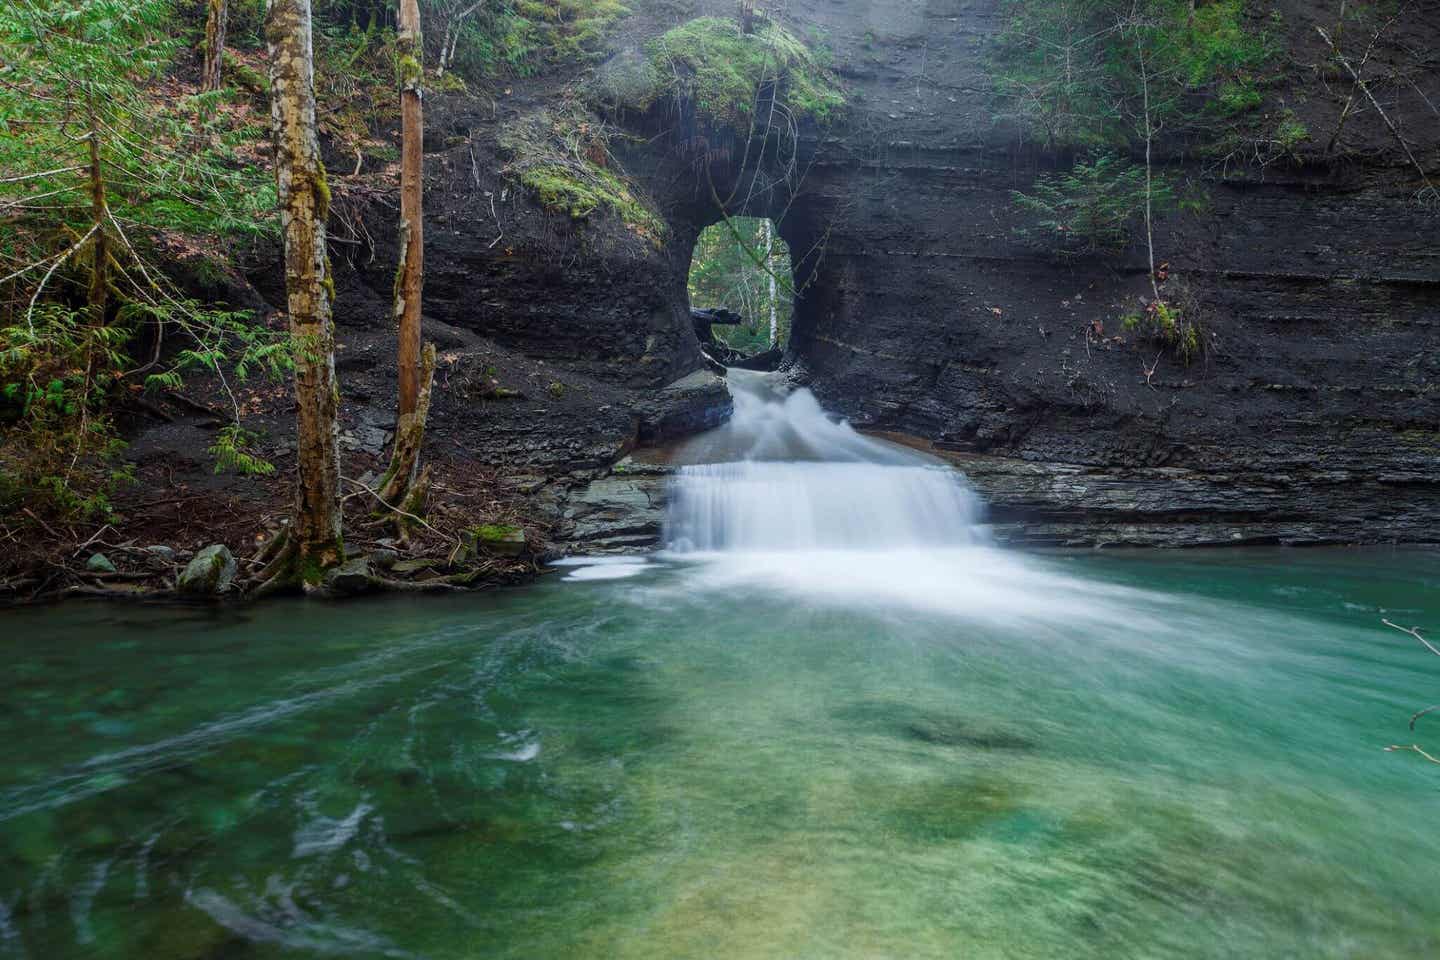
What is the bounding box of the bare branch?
[1385,744,1440,765]
[1409,704,1440,731]
[1383,618,1440,658]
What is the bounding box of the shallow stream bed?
[3,546,1439,958]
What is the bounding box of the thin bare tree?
[376,0,436,529]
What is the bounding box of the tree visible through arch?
[687,216,793,356]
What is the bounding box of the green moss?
[520,164,663,237]
[501,105,666,245]
[473,523,521,541]
[221,49,267,95]
[396,53,422,88]
[636,16,844,128]
[1275,111,1309,151]
[314,159,332,223]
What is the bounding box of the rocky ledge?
[547,436,1440,554]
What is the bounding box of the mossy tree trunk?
[395,0,424,419]
[202,0,228,93]
[265,0,343,586]
[378,343,435,539]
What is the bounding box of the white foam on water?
[655,370,1179,634]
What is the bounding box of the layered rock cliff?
[325,0,1440,549]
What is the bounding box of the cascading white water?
[664,370,987,553]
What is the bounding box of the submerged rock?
[178,544,236,596]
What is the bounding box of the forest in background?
[688,217,793,355]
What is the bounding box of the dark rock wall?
[610,0,1439,544]
[332,0,1436,547]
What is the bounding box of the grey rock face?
[552,459,671,554]
[177,544,236,596]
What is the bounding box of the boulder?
[464,524,527,558]
[177,544,236,596]
[391,558,438,575]
[323,556,376,596]
[85,553,116,574]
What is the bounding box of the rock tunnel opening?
[686,216,793,370]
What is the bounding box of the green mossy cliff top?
[603,16,844,129]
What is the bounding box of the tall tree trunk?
[377,0,434,525]
[395,0,424,419]
[86,103,108,325]
[265,0,343,584]
[202,0,228,92]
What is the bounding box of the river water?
[2,373,1438,958]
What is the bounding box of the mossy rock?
[636,16,844,128]
[500,105,667,244]
[177,544,236,596]
[466,524,528,558]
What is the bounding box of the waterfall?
[664,370,987,553]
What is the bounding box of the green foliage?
[434,0,630,80]
[501,104,666,244]
[209,425,275,476]
[991,0,1274,150]
[1011,154,1172,255]
[1122,297,1204,365]
[688,217,792,353]
[0,306,136,519]
[0,0,285,521]
[1274,111,1309,151]
[628,16,845,127]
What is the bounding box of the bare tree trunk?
[1135,36,1161,302]
[86,104,108,325]
[395,0,424,419]
[202,0,228,93]
[265,0,343,585]
[438,0,484,78]
[762,218,777,346]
